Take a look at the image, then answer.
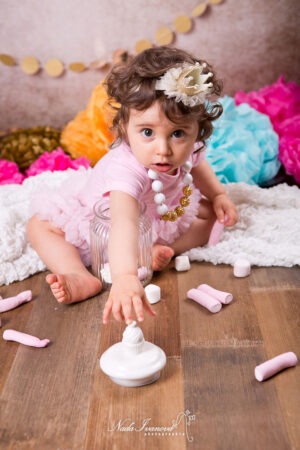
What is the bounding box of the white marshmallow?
[145,284,161,304]
[233,258,251,277]
[175,255,190,272]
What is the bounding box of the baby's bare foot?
[46,272,102,304]
[152,245,174,271]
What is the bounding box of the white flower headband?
[155,62,214,107]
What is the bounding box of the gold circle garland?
[0,54,16,66]
[135,39,153,53]
[173,15,193,33]
[155,26,174,46]
[45,58,64,77]
[21,56,40,75]
[0,1,224,76]
[69,62,86,73]
[192,3,208,17]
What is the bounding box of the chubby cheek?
[176,145,194,165]
[130,144,152,166]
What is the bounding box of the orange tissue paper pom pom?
[61,82,116,166]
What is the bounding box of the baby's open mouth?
[153,163,173,173]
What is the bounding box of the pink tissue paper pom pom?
[235,76,300,134]
[235,77,300,183]
[25,148,90,177]
[0,159,25,185]
[279,136,300,183]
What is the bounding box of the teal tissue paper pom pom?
[206,96,280,184]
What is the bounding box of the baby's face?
[125,101,199,175]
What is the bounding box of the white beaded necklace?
[148,161,193,222]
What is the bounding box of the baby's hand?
[213,193,238,227]
[102,274,156,325]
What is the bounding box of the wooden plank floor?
[0,262,299,450]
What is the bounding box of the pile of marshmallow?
[1,253,298,383]
[144,254,298,383]
[174,254,252,278]
[1,290,50,348]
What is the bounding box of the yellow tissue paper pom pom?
[61,82,115,166]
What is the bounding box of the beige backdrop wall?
[0,0,299,129]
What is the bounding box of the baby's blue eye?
[172,130,185,138]
[141,128,153,137]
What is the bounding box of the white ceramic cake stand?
[100,321,166,387]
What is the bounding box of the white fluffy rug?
[0,168,90,286]
[1,170,299,286]
[187,182,300,267]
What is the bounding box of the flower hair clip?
[155,62,213,107]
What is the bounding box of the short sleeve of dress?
[86,142,148,202]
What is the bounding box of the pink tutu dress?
[30,142,204,266]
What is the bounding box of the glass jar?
[90,201,153,289]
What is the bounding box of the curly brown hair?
[104,46,223,144]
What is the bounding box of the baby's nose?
[156,139,171,155]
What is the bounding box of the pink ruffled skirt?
[30,171,93,266]
[30,172,201,266]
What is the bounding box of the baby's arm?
[102,191,156,324]
[192,160,238,226]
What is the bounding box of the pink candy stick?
[3,329,50,348]
[187,288,222,313]
[197,284,233,304]
[0,290,32,313]
[255,352,298,382]
[208,220,225,247]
